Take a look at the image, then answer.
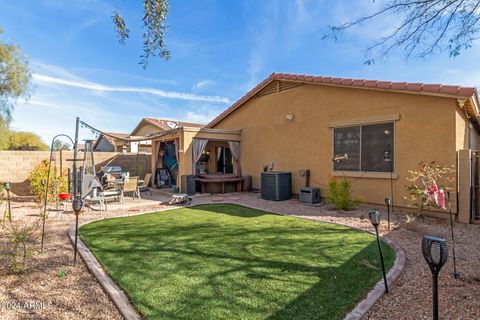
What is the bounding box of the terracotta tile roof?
[207,72,479,128]
[99,132,130,146]
[131,117,204,135]
[144,118,204,130]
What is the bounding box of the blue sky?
[1,0,479,144]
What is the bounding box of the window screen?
[333,126,360,171]
[361,123,394,172]
[333,122,394,173]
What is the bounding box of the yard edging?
[67,206,182,320]
[68,202,405,320]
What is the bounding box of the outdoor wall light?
[286,114,294,121]
[384,150,392,162]
[368,209,389,293]
[385,197,392,231]
[422,235,448,320]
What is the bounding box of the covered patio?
[151,126,242,193]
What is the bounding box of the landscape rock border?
[68,202,405,320]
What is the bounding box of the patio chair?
[123,177,140,200]
[138,173,152,198]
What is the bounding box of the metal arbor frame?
[41,134,75,253]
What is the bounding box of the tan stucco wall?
[213,83,461,209]
[0,151,150,196]
[455,108,470,150]
[134,124,160,136]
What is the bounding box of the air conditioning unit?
[261,171,292,201]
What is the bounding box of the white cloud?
[21,100,62,109]
[192,80,215,92]
[183,111,211,124]
[32,73,231,104]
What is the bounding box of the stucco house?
[150,73,480,224]
[93,132,131,152]
[131,118,204,153]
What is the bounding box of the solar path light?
[3,182,12,222]
[72,196,83,265]
[422,235,448,320]
[384,197,392,231]
[446,191,459,279]
[368,209,389,293]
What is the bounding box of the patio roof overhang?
[457,96,480,131]
[150,126,241,143]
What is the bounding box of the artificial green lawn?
[79,204,395,320]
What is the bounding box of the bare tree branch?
[325,0,480,64]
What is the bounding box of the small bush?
[1,217,40,273]
[404,161,455,211]
[326,179,361,210]
[29,160,68,202]
[8,131,48,151]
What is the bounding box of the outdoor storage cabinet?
[261,171,292,201]
[299,187,320,204]
[181,175,196,195]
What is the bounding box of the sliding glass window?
[333,122,394,173]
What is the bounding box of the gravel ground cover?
[1,191,479,319]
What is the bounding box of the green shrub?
[1,217,40,273]
[326,179,361,210]
[29,160,68,202]
[8,131,48,151]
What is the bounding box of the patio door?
[217,147,233,174]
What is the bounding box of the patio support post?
[73,117,83,265]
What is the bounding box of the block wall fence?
[0,151,151,196]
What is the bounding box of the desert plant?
[8,131,48,151]
[326,179,361,210]
[404,161,455,211]
[1,217,40,273]
[29,160,68,203]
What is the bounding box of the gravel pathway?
[1,192,479,319]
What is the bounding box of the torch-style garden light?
[368,209,389,294]
[385,197,392,231]
[72,196,83,265]
[3,182,12,222]
[422,235,448,320]
[446,191,459,279]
